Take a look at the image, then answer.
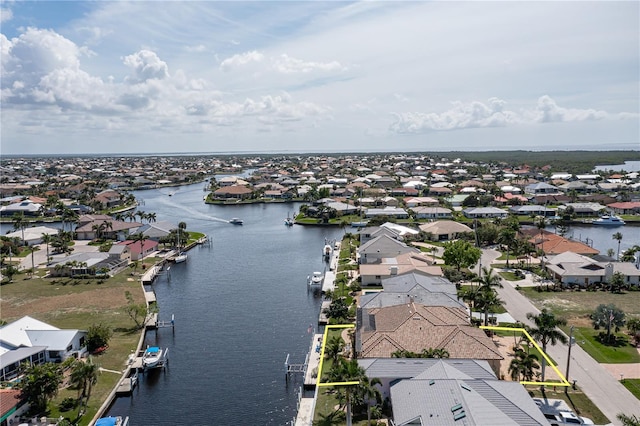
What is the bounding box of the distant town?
[1,150,640,426]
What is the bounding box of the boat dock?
[116,370,139,395]
[141,264,163,284]
[285,333,323,389]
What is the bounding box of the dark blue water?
[105,183,342,425]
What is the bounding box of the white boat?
[142,346,165,369]
[591,215,625,226]
[323,244,332,259]
[174,252,187,263]
[229,218,243,225]
[96,416,129,426]
[308,272,323,285]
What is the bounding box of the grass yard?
[621,379,640,400]
[527,387,609,425]
[0,262,153,425]
[569,327,640,364]
[520,287,640,319]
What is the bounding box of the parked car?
[542,411,594,425]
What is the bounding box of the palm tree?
[12,212,27,246]
[146,212,157,223]
[70,357,100,416]
[325,335,345,362]
[508,346,539,381]
[354,375,382,426]
[327,358,367,426]
[498,228,516,267]
[131,233,150,268]
[476,266,503,291]
[612,232,623,261]
[476,288,504,326]
[41,233,52,264]
[61,208,78,232]
[526,309,567,381]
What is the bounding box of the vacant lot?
[520,288,640,321]
[0,265,152,425]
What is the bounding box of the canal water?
[105,183,343,425]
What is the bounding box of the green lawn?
[520,287,640,319]
[1,262,153,425]
[527,387,609,425]
[569,327,640,364]
[622,379,640,400]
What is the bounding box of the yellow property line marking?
[481,326,570,387]
[317,324,358,387]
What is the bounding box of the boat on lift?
[308,272,324,285]
[142,346,166,369]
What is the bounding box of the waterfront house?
[3,225,59,246]
[403,197,440,208]
[524,182,560,195]
[212,185,253,200]
[0,388,28,425]
[545,251,640,287]
[356,303,503,374]
[412,206,453,220]
[364,206,408,219]
[359,253,443,286]
[607,201,640,215]
[359,226,405,245]
[508,205,557,217]
[386,361,549,425]
[359,272,464,310]
[47,252,126,277]
[119,239,159,261]
[418,220,473,242]
[521,228,599,256]
[0,199,42,217]
[75,219,142,241]
[462,207,508,219]
[0,316,87,382]
[358,235,419,264]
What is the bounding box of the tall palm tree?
[476,266,503,291]
[498,228,516,267]
[12,212,27,246]
[70,357,100,416]
[131,233,150,268]
[146,212,157,223]
[526,309,567,381]
[325,335,345,362]
[476,288,504,326]
[41,233,52,264]
[508,346,539,381]
[327,358,367,426]
[612,232,623,261]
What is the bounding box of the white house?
[0,316,87,382]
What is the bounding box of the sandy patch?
[491,334,562,382]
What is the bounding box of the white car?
[543,410,594,425]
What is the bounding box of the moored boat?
[591,214,625,226]
[173,252,187,263]
[142,346,165,369]
[96,416,129,426]
[308,272,323,285]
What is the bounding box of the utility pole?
[565,325,575,390]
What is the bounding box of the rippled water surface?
[106,183,342,425]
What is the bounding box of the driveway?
[18,240,100,271]
[486,249,640,424]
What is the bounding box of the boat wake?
[158,198,229,223]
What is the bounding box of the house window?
[66,344,73,352]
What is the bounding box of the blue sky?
[1,1,638,155]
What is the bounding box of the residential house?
[404,197,440,208]
[521,228,599,256]
[418,220,473,241]
[359,235,420,264]
[47,252,126,277]
[0,200,43,217]
[212,185,253,200]
[119,239,160,261]
[557,202,606,217]
[545,251,640,287]
[356,303,503,374]
[75,219,142,240]
[387,360,549,425]
[524,182,560,195]
[0,316,87,382]
[607,201,640,215]
[359,252,443,286]
[463,207,508,219]
[508,205,557,217]
[413,206,453,220]
[3,225,59,246]
[359,226,405,245]
[0,388,28,425]
[364,206,408,219]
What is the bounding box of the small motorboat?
[142,346,165,369]
[229,218,243,225]
[308,272,324,285]
[96,417,129,426]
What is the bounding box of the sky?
[1,1,638,155]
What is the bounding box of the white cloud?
[0,6,13,23]
[270,54,345,74]
[389,96,614,134]
[185,44,207,53]
[219,50,264,72]
[123,50,169,83]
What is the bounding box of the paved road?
[479,250,640,425]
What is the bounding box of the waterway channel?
[105,182,342,425]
